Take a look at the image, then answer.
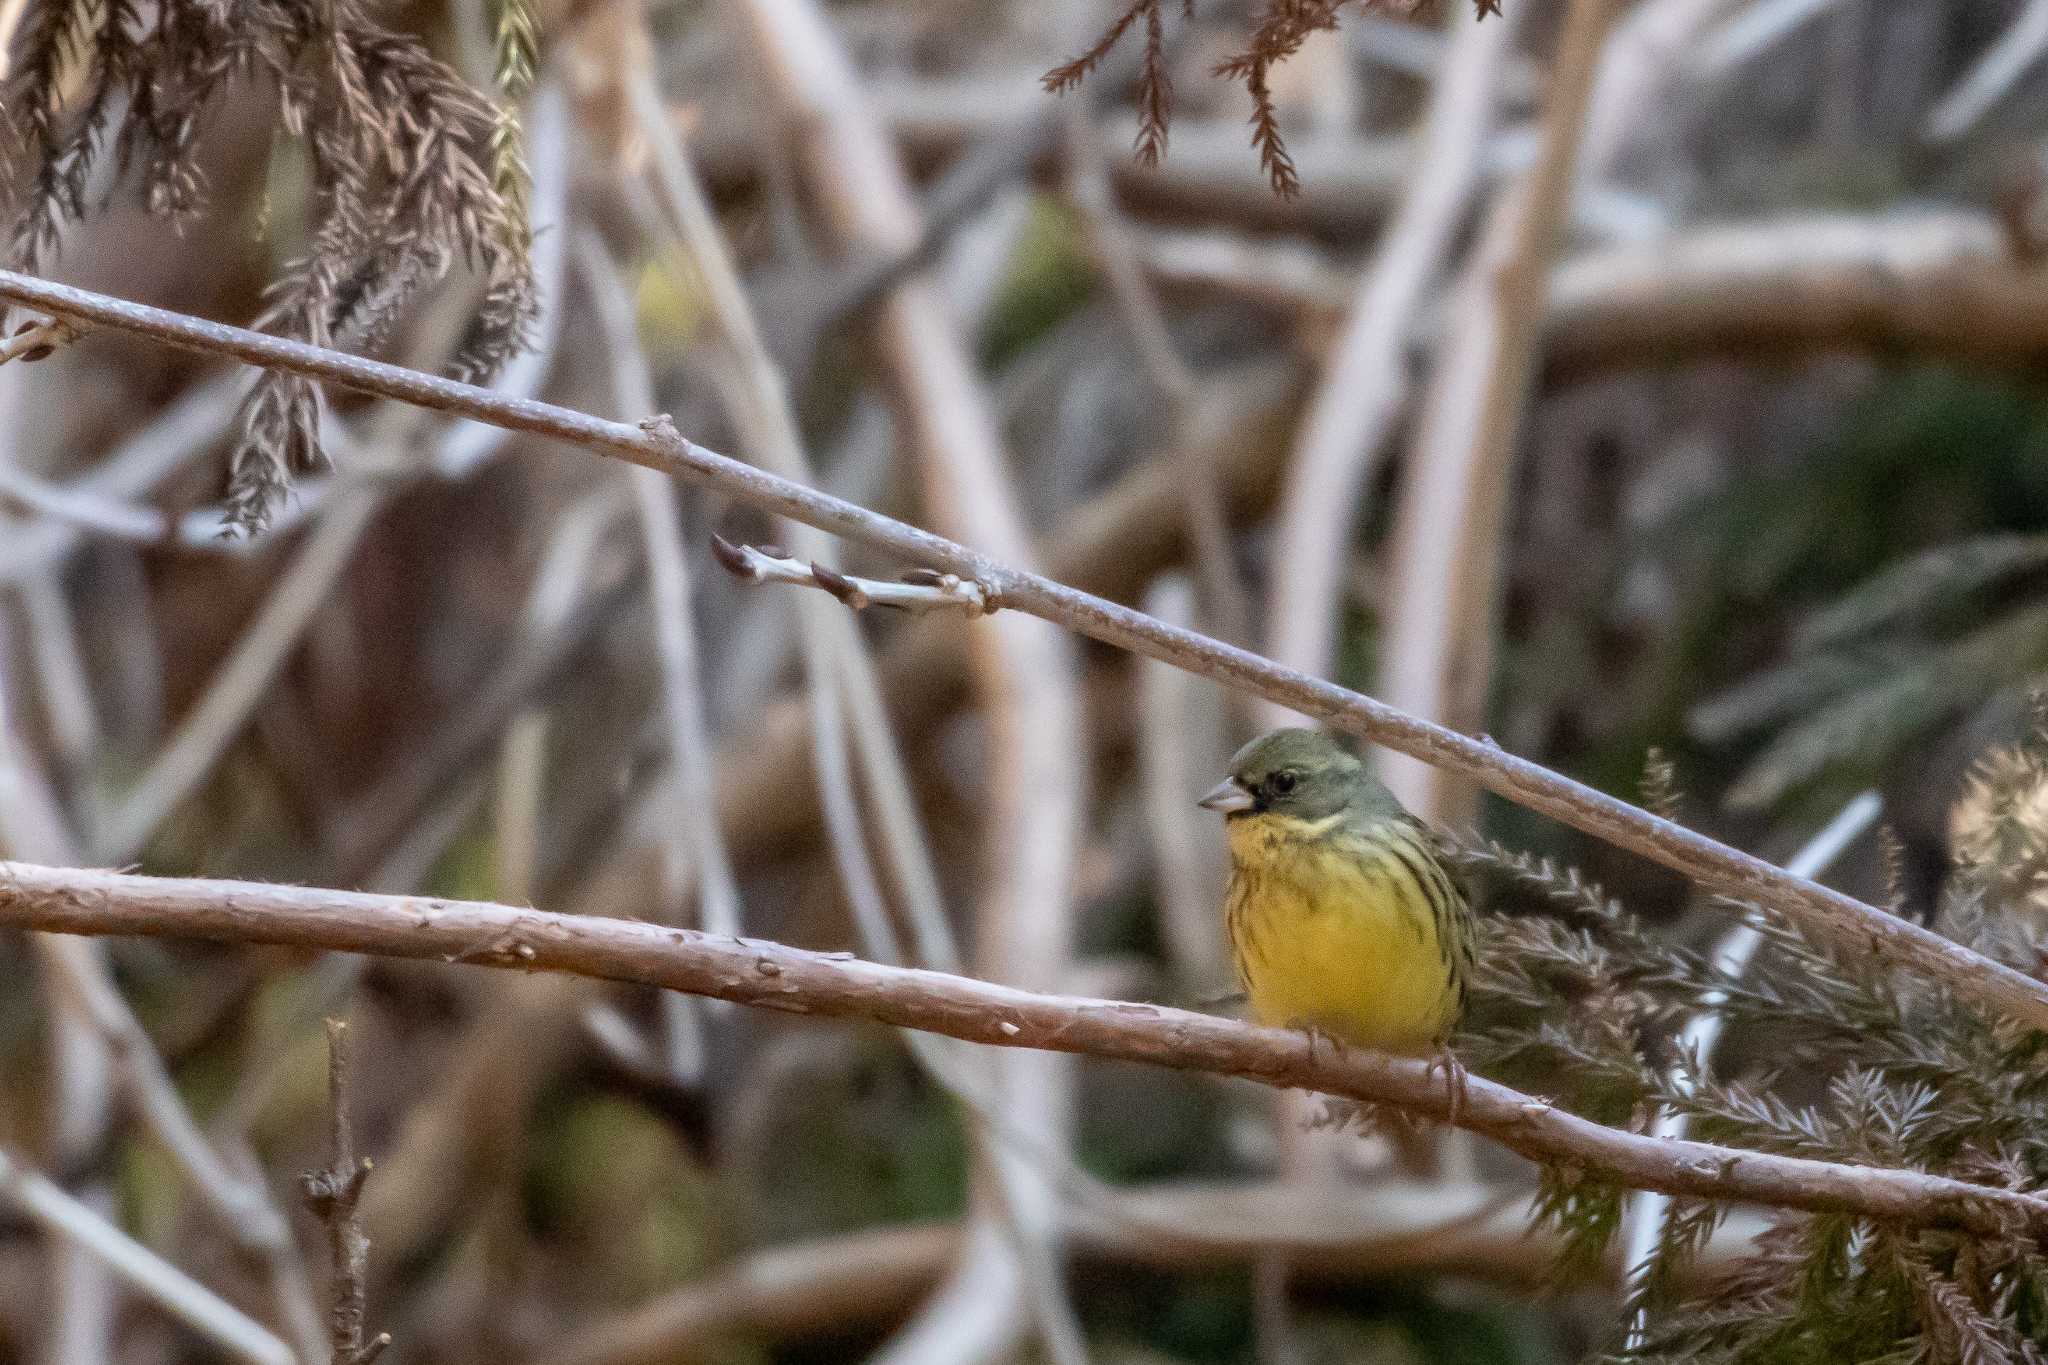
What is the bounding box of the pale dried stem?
[1925,0,2048,143]
[5,270,2045,1031]
[0,618,322,1356]
[624,65,961,975]
[19,569,100,790]
[728,3,1089,1358]
[0,461,183,546]
[1697,0,1852,75]
[546,1189,1767,1365]
[0,375,241,585]
[1136,576,1233,996]
[1141,209,2048,373]
[5,860,2046,1237]
[1260,0,1521,729]
[573,229,741,948]
[352,491,629,1267]
[332,486,632,886]
[0,600,121,1365]
[1375,0,1623,824]
[33,932,329,1361]
[493,713,547,907]
[0,1146,295,1365]
[1576,0,1738,192]
[1062,112,1250,643]
[93,485,385,862]
[1620,791,1882,1349]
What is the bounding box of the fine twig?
[1924,0,2048,143]
[4,270,2047,1033]
[301,1019,391,1365]
[5,860,2048,1238]
[0,315,79,364]
[710,535,997,615]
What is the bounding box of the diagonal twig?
[0,1145,295,1365]
[0,315,80,364]
[1924,0,2048,143]
[710,535,997,615]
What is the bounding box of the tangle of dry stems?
[1,266,2043,1040]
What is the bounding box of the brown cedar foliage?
[1045,0,1500,198]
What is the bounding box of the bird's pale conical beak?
[1197,778,1254,815]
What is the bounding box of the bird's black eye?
[1269,769,1299,796]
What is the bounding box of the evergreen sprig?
[0,0,538,532]
[1693,535,2048,810]
[1451,741,2048,1360]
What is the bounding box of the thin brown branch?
[1,269,2044,1033]
[302,1019,390,1365]
[3,860,2045,1238]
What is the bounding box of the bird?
[1198,727,1475,1121]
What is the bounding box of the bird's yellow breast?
[1223,812,1458,1054]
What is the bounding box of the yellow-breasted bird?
[1198,727,1474,1116]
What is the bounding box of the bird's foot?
[1298,1021,1345,1065]
[1424,1046,1468,1129]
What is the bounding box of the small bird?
[1198,727,1474,1118]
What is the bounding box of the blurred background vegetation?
[8,0,2048,1361]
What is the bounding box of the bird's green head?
[1198,727,1402,824]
